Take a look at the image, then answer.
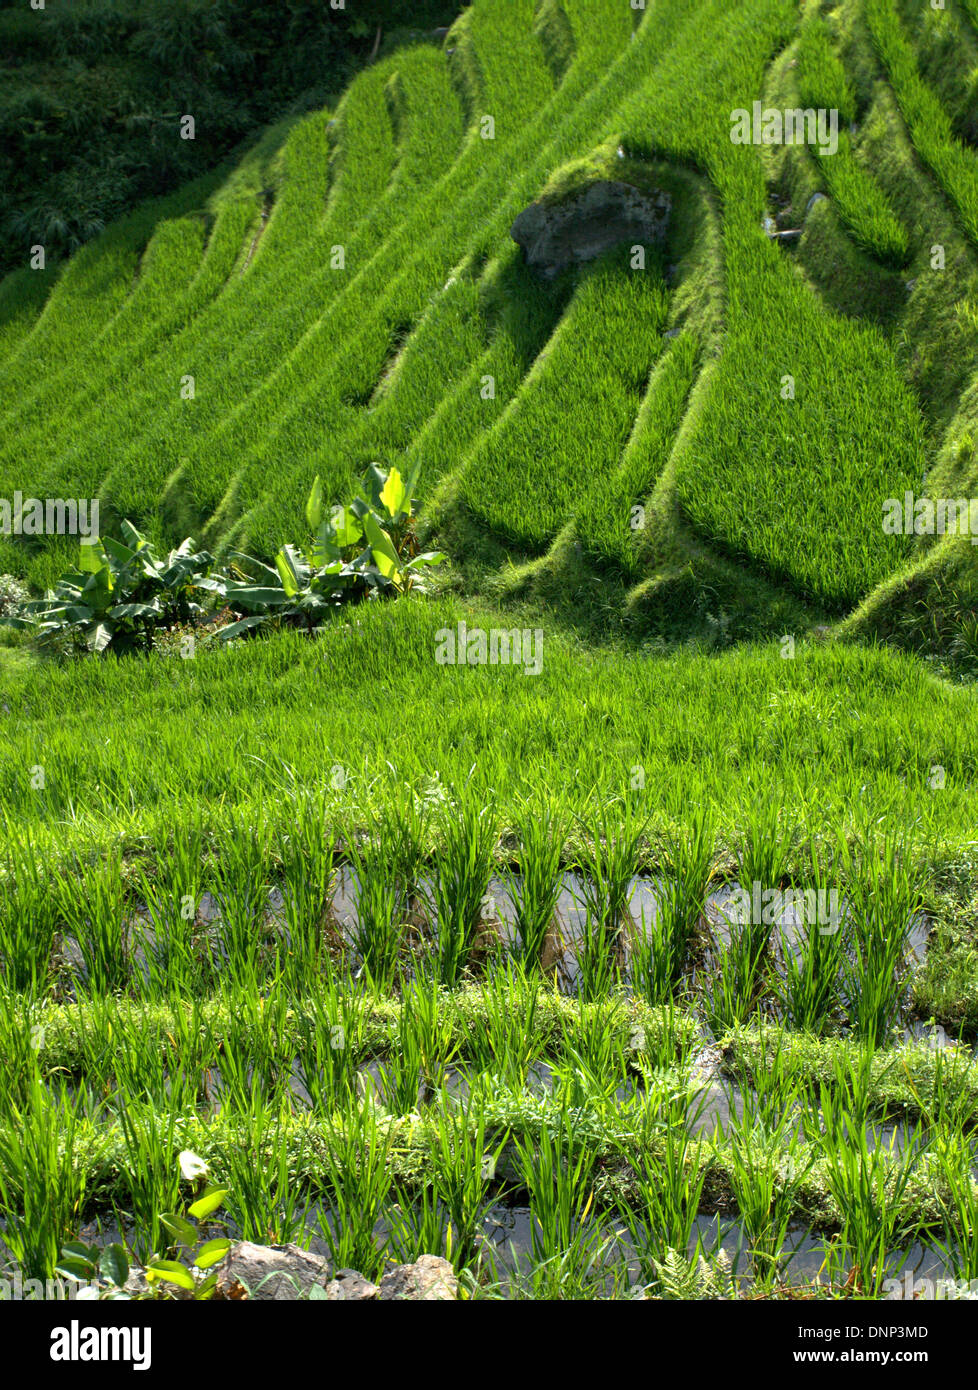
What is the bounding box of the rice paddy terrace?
[2,0,978,1305]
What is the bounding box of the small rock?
[663,327,681,339]
[122,1267,154,1299]
[323,1269,379,1301]
[215,1242,332,1301]
[378,1255,457,1301]
[806,192,828,215]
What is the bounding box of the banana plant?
[221,462,445,640]
[12,521,224,655]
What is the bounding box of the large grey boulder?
[215,1242,332,1301]
[511,180,671,279]
[208,1245,457,1301]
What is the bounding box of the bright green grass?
[0,0,974,639]
[578,330,700,576]
[235,0,701,559]
[605,0,928,610]
[866,0,978,250]
[0,269,51,367]
[1,597,975,864]
[455,249,670,548]
[0,58,417,533]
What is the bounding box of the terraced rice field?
[2,0,978,1322]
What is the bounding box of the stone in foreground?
[215,1242,332,1301]
[210,1245,457,1301]
[378,1254,457,1301]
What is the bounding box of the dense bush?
[0,0,461,277]
[5,464,444,656]
[10,522,225,656]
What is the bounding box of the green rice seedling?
[724,1020,810,1124]
[0,832,58,997]
[422,1088,508,1271]
[900,1044,978,1283]
[0,988,48,1112]
[514,1110,602,1270]
[702,928,768,1035]
[732,794,798,965]
[274,800,338,988]
[356,786,430,969]
[932,1139,978,1285]
[706,802,800,1029]
[386,1183,453,1268]
[840,831,925,1047]
[484,1224,625,1301]
[575,904,624,1004]
[776,916,847,1036]
[631,809,714,1004]
[550,1043,647,1142]
[903,1041,976,1139]
[292,975,369,1112]
[134,816,209,999]
[817,1081,923,1298]
[723,1087,815,1288]
[345,831,405,990]
[314,1093,395,1284]
[792,1043,879,1149]
[67,996,130,1099]
[502,794,570,968]
[629,907,677,1008]
[774,843,847,1034]
[0,1073,88,1280]
[380,975,457,1113]
[53,846,132,995]
[423,788,498,987]
[109,1090,188,1266]
[207,987,293,1115]
[219,1101,310,1247]
[609,1064,714,1276]
[458,962,542,1088]
[105,1002,198,1116]
[572,797,648,1000]
[574,796,648,943]
[556,996,630,1082]
[382,784,431,918]
[208,816,273,987]
[161,988,218,1106]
